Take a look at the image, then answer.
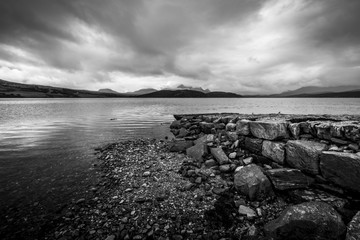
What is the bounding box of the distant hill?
[98,88,120,94]
[175,84,211,93]
[124,88,158,96]
[139,89,242,98]
[0,79,125,98]
[275,85,360,97]
[286,90,360,98]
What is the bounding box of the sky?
[0,0,360,94]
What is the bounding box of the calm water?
[1,98,360,210]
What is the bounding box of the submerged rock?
[264,202,346,240]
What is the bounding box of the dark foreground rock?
[346,211,360,240]
[264,202,346,240]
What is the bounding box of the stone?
[342,123,360,142]
[242,157,253,165]
[186,143,208,162]
[288,123,301,139]
[226,122,237,131]
[285,140,327,175]
[236,119,250,135]
[143,171,151,177]
[199,122,215,134]
[229,152,237,159]
[264,202,346,240]
[194,134,215,145]
[238,205,257,218]
[249,120,289,140]
[234,164,273,200]
[244,137,263,154]
[315,122,332,140]
[214,123,225,129]
[300,122,312,133]
[169,140,193,152]
[320,151,360,193]
[204,159,217,168]
[210,147,230,165]
[265,168,314,190]
[346,211,360,240]
[262,140,285,164]
[170,120,182,129]
[105,235,116,240]
[331,137,349,145]
[195,177,202,184]
[219,164,231,173]
[349,143,359,151]
[226,131,238,142]
[178,127,189,138]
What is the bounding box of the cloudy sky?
[1,0,360,94]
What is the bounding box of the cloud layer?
[0,0,359,93]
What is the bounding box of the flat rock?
[346,211,360,240]
[285,140,327,175]
[219,164,231,173]
[262,140,285,165]
[249,120,289,140]
[186,143,208,162]
[320,151,360,193]
[238,205,257,218]
[210,147,230,165]
[244,137,263,154]
[264,202,346,240]
[234,164,273,200]
[236,119,250,135]
[204,159,217,168]
[169,139,193,153]
[265,168,314,190]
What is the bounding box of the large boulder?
[264,202,346,240]
[262,141,285,164]
[194,134,215,145]
[170,120,182,129]
[234,164,273,200]
[210,147,230,165]
[320,151,360,193]
[236,119,250,135]
[244,137,263,154]
[249,120,289,140]
[186,143,208,162]
[266,168,314,190]
[169,139,193,152]
[285,140,327,175]
[346,211,360,240]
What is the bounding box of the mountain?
[285,90,360,98]
[175,84,211,93]
[124,88,158,96]
[276,85,360,97]
[98,88,120,94]
[0,79,125,98]
[139,89,242,98]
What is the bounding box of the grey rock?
[349,143,359,151]
[346,211,360,240]
[285,140,327,175]
[243,157,253,165]
[238,205,257,218]
[288,123,301,139]
[226,122,237,131]
[266,168,314,190]
[234,164,273,200]
[262,140,285,165]
[204,159,217,168]
[169,139,193,152]
[244,137,263,154]
[315,122,332,140]
[194,134,215,145]
[229,152,237,159]
[178,127,189,138]
[170,120,182,129]
[264,202,346,240]
[143,171,151,177]
[210,147,230,165]
[320,151,360,193]
[331,137,349,145]
[236,119,250,136]
[249,120,289,140]
[226,131,238,142]
[186,143,208,162]
[219,164,231,173]
[199,122,215,134]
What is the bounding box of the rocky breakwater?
[170,113,360,240]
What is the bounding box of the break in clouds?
[0,0,360,94]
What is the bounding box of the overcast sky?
[1,0,360,94]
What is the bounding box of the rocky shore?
[2,113,360,240]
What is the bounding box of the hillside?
[275,85,360,97]
[139,89,242,98]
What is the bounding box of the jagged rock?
[226,131,238,142]
[199,122,215,134]
[264,202,346,240]
[244,137,263,154]
[315,122,332,140]
[169,140,193,152]
[285,140,327,175]
[170,120,182,129]
[178,128,189,138]
[229,152,237,159]
[342,123,360,142]
[346,211,360,240]
[234,164,273,200]
[236,119,250,135]
[210,147,230,165]
[219,164,231,173]
[300,121,312,133]
[238,205,257,218]
[226,123,237,131]
[288,123,300,139]
[204,159,217,168]
[266,168,314,190]
[186,143,208,162]
[243,157,253,165]
[194,134,215,145]
[262,141,285,165]
[320,151,360,193]
[249,120,289,140]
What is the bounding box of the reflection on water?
[0,98,360,210]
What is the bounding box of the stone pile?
[170,113,360,240]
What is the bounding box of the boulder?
[249,120,289,140]
[210,147,230,165]
[244,137,263,154]
[219,164,231,173]
[288,123,300,139]
[204,159,217,168]
[199,122,215,134]
[186,143,208,162]
[264,202,346,240]
[346,211,360,240]
[342,123,360,142]
[194,134,215,145]
[226,131,238,142]
[262,141,285,165]
[315,122,332,140]
[266,168,314,190]
[169,140,193,152]
[236,119,250,135]
[234,164,273,200]
[226,122,237,131]
[320,151,360,193]
[285,140,327,175]
[177,128,189,138]
[170,120,182,129]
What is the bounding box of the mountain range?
[1,79,359,98]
